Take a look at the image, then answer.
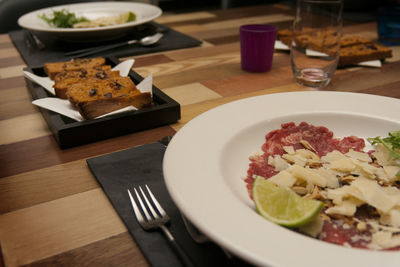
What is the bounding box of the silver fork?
[127,185,196,267]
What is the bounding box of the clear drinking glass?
[290,0,343,88]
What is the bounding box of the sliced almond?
[300,139,317,153]
[340,175,356,184]
[292,186,308,195]
[305,186,324,200]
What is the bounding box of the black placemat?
[86,141,251,267]
[10,22,202,67]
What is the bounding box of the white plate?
[163,91,400,267]
[18,2,162,42]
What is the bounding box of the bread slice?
[277,29,392,66]
[338,43,393,66]
[340,35,373,47]
[44,57,106,80]
[66,76,152,119]
[278,29,373,48]
[53,65,120,99]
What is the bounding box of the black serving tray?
[24,57,180,149]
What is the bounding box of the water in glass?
[290,0,343,88]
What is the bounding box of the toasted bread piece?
[309,35,374,53]
[44,57,106,80]
[277,29,392,66]
[53,66,119,99]
[67,76,152,119]
[278,29,373,47]
[340,35,373,47]
[338,43,392,66]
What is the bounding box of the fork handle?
[160,225,196,267]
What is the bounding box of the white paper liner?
[24,71,55,94]
[305,49,329,57]
[33,97,83,121]
[109,59,134,77]
[274,40,289,50]
[274,40,290,51]
[356,60,382,67]
[274,41,382,68]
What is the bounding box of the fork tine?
[134,188,152,221]
[145,185,167,216]
[127,186,195,267]
[139,186,160,219]
[127,189,145,223]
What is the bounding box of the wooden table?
[0,4,399,267]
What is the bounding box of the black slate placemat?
[86,141,251,267]
[10,22,202,67]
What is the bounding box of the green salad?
[39,9,136,29]
[39,9,89,28]
[368,130,400,161]
[368,130,400,176]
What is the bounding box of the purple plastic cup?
[240,24,277,72]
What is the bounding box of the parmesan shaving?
[349,177,397,213]
[383,165,400,181]
[322,150,348,163]
[346,149,372,162]
[372,143,398,166]
[368,231,400,250]
[259,137,400,250]
[282,154,307,167]
[268,155,290,171]
[329,158,356,172]
[325,200,357,216]
[268,170,296,188]
[288,165,328,187]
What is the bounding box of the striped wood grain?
[162,82,222,106]
[360,80,400,98]
[23,233,148,267]
[155,11,216,24]
[0,35,11,43]
[170,83,315,132]
[0,188,127,267]
[0,88,38,120]
[0,113,50,145]
[0,159,98,214]
[0,49,20,60]
[327,61,400,93]
[0,57,25,68]
[0,126,176,178]
[0,76,25,90]
[0,65,26,79]
[135,52,240,78]
[163,42,239,61]
[202,64,295,97]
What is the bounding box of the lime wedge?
[119,12,136,23]
[252,176,323,228]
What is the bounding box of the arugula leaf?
[368,130,400,160]
[368,130,400,176]
[39,9,88,28]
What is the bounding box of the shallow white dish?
[163,91,400,267]
[18,2,162,42]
